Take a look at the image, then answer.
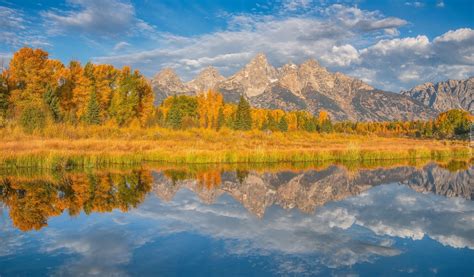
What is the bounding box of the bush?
[19,105,47,133]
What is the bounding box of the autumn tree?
[197,90,224,129]
[318,110,333,133]
[109,67,154,126]
[435,109,472,138]
[8,48,64,115]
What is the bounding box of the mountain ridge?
[401,77,474,113]
[151,54,468,121]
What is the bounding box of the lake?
[0,161,473,276]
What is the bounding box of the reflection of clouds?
[134,190,402,269]
[43,229,132,276]
[347,185,474,249]
[0,207,28,257]
[132,183,474,271]
[1,178,472,275]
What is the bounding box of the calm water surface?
[0,162,473,276]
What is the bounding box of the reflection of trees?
[0,170,152,231]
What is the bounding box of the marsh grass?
[0,125,471,169]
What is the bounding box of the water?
[0,162,473,276]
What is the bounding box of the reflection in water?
[0,162,473,276]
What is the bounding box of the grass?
[0,124,471,169]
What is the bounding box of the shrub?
[19,105,47,133]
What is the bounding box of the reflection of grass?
[438,159,471,172]
[1,157,472,178]
[0,129,471,169]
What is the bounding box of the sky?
[0,0,473,92]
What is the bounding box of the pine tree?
[166,97,183,129]
[234,95,251,130]
[0,75,9,124]
[43,87,62,122]
[278,116,288,132]
[217,107,225,131]
[84,90,100,124]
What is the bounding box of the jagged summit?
[186,66,225,93]
[401,77,473,112]
[152,53,440,121]
[218,52,279,97]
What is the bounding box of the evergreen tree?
[166,97,183,129]
[278,116,288,132]
[304,118,316,132]
[84,90,101,124]
[234,95,252,130]
[0,75,9,125]
[43,87,62,122]
[20,104,47,133]
[217,107,225,131]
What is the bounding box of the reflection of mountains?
[153,164,473,217]
[0,163,471,231]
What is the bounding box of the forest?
[0,47,472,139]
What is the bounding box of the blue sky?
[0,0,473,91]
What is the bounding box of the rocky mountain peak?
[153,68,184,88]
[222,53,278,97]
[401,77,473,112]
[186,66,225,93]
[151,53,441,121]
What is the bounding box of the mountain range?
[152,53,473,121]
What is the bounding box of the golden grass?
[0,124,471,169]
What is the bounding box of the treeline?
[0,47,153,131]
[0,47,471,139]
[334,109,472,139]
[151,90,471,139]
[150,91,333,133]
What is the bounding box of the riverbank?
[0,126,471,169]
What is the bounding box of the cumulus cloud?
[351,28,474,91]
[321,44,360,67]
[93,4,473,92]
[41,0,155,37]
[94,4,408,82]
[325,4,408,32]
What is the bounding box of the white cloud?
[283,0,313,11]
[352,29,474,91]
[436,1,445,8]
[321,44,360,67]
[405,1,425,8]
[41,0,155,37]
[0,6,50,49]
[113,41,131,51]
[94,4,408,83]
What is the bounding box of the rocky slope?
[152,53,438,121]
[152,164,473,217]
[401,77,474,113]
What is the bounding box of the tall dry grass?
[0,124,471,169]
